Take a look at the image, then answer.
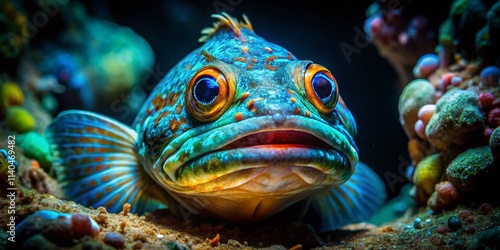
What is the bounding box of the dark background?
[67,0,450,199]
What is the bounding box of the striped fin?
[46,110,171,214]
[336,96,357,137]
[307,161,386,233]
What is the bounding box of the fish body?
[47,13,386,232]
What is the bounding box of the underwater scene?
[1,0,500,249]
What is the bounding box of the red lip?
[220,130,332,150]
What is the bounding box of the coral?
[413,54,439,78]
[480,65,500,86]
[490,127,500,161]
[16,131,52,171]
[1,82,24,106]
[412,153,443,204]
[8,210,101,249]
[398,79,437,139]
[415,104,436,139]
[446,146,496,194]
[428,181,460,212]
[425,90,485,151]
[394,0,500,211]
[5,106,36,133]
[364,1,444,87]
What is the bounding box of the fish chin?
[168,165,330,222]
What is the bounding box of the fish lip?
[158,115,358,188]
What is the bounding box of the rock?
[446,146,496,194]
[16,131,53,171]
[9,210,101,249]
[426,90,485,150]
[399,79,436,138]
[490,127,500,162]
[413,153,442,204]
[428,181,460,212]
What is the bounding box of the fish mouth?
[156,116,358,194]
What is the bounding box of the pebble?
[447,216,462,231]
[413,217,423,229]
[104,232,126,248]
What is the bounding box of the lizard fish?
[47,13,386,232]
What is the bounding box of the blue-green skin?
[131,19,359,222]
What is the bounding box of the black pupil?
[194,76,219,105]
[312,73,334,103]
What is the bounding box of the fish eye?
[185,67,234,122]
[304,64,339,114]
[194,76,219,105]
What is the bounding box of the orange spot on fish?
[234,112,244,121]
[233,57,247,62]
[167,92,180,106]
[287,51,293,60]
[185,64,193,69]
[287,89,294,95]
[102,175,111,182]
[84,127,94,133]
[169,119,180,133]
[154,111,171,128]
[290,97,296,103]
[84,167,92,175]
[246,99,255,110]
[294,107,302,115]
[95,192,102,199]
[265,56,279,71]
[105,201,113,208]
[152,95,167,111]
[305,110,310,117]
[264,47,273,53]
[89,180,97,187]
[95,165,103,172]
[240,92,250,102]
[104,187,112,193]
[175,104,183,114]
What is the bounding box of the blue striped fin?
[46,110,171,214]
[309,161,386,232]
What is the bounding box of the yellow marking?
[305,111,310,117]
[290,97,296,103]
[294,107,302,115]
[241,46,249,54]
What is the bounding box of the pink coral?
[488,108,500,127]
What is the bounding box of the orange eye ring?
[303,64,339,114]
[185,66,235,122]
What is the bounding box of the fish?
[46,13,386,232]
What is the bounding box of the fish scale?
[47,12,386,232]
